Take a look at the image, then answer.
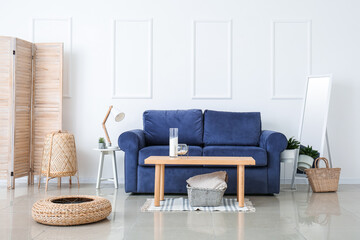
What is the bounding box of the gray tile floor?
[1,183,360,240]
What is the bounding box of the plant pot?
[280,149,298,162]
[297,154,314,171]
[98,142,105,149]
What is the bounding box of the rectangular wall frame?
[112,19,153,99]
[0,37,63,188]
[271,20,312,100]
[192,20,232,99]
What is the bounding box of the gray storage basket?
[186,184,226,207]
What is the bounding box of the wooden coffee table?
[144,156,255,207]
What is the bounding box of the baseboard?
[0,177,125,186]
[280,178,308,184]
[281,178,360,184]
[80,177,125,184]
[1,177,360,186]
[338,178,360,184]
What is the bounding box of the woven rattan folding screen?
[0,37,63,188]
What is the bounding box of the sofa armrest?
[259,130,287,194]
[118,129,146,193]
[118,129,146,152]
[259,130,287,153]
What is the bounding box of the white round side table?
[93,147,122,189]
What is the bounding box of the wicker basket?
[32,195,112,226]
[305,157,341,193]
[39,130,79,191]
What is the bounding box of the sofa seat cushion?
[203,110,261,146]
[143,109,203,145]
[139,145,203,167]
[203,146,267,167]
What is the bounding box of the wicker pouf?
[39,130,79,191]
[32,195,112,226]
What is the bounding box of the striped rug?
[141,198,255,212]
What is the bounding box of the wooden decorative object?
[32,195,112,226]
[39,131,79,191]
[31,43,63,185]
[13,39,33,186]
[102,105,113,146]
[101,105,125,147]
[0,36,63,188]
[0,37,13,184]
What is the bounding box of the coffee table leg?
[154,164,161,207]
[160,164,165,201]
[237,167,239,202]
[237,165,245,207]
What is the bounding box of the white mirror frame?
[291,74,332,188]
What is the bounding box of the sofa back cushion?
[143,109,203,145]
[203,110,261,146]
[203,146,267,166]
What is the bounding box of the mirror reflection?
[300,76,332,154]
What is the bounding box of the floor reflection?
[305,192,341,224]
[296,191,341,228]
[2,184,359,240]
[152,203,246,240]
[96,188,118,221]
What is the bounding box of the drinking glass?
[169,128,178,157]
[177,144,189,157]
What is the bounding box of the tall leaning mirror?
[291,75,332,189]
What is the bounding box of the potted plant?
[280,137,300,162]
[297,145,319,171]
[98,137,105,149]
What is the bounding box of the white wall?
[1,0,359,184]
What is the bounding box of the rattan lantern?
[38,131,79,191]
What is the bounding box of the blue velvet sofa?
[118,109,287,194]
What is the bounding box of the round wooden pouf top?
[32,195,112,226]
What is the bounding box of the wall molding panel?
[192,20,232,99]
[112,19,153,99]
[32,18,72,98]
[271,20,312,100]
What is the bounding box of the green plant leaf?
[299,145,319,159]
[287,137,300,149]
